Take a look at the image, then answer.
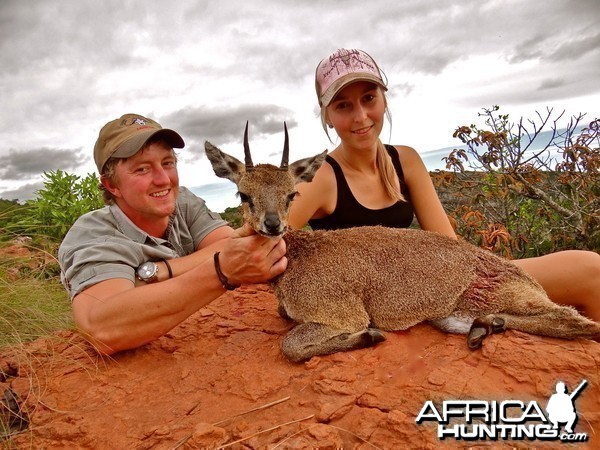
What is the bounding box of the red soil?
[1,284,599,449]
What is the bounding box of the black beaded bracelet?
[162,259,173,279]
[213,252,240,290]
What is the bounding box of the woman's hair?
[320,87,405,202]
[99,137,178,205]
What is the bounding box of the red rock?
[1,284,598,449]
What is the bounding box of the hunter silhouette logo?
[416,379,589,443]
[546,379,587,434]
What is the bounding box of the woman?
[289,48,600,321]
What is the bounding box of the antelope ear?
[205,141,246,183]
[289,150,328,183]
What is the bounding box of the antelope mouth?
[257,226,289,238]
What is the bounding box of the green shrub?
[220,205,243,228]
[12,171,103,243]
[443,107,599,257]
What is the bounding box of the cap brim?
[320,73,387,107]
[112,129,185,159]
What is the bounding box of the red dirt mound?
[1,284,599,449]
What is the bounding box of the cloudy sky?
[1,0,598,212]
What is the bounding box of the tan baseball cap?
[93,113,185,173]
[315,48,387,107]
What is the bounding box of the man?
[58,114,287,355]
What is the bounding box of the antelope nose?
[264,214,281,234]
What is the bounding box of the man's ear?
[100,175,121,198]
[205,141,246,184]
[289,150,328,183]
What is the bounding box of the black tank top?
[309,145,415,230]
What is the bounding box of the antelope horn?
[244,121,253,169]
[280,122,289,169]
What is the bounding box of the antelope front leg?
[281,322,386,362]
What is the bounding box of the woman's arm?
[395,145,457,238]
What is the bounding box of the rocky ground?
[1,284,599,449]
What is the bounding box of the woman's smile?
[352,124,374,135]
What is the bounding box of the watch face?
[137,262,158,281]
[141,263,153,276]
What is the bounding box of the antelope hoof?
[468,316,506,350]
[277,304,292,321]
[491,317,505,333]
[467,325,488,350]
[339,328,385,349]
[366,328,386,345]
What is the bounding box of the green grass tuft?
[0,245,73,351]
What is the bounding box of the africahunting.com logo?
[416,379,589,443]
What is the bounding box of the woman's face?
[326,81,386,150]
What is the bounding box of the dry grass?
[0,242,73,351]
[0,283,73,351]
[0,241,75,447]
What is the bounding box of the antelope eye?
[238,192,251,203]
[286,191,298,203]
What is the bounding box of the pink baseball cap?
[315,48,387,107]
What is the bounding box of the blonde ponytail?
[376,140,405,202]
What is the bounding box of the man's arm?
[72,226,286,355]
[144,226,234,283]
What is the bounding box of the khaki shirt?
[58,187,227,299]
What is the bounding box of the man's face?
[107,141,179,229]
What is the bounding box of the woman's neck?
[334,142,379,175]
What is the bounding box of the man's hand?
[218,223,287,285]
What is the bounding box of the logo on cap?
[316,48,386,107]
[323,48,377,80]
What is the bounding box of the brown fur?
[205,128,600,362]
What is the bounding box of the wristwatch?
[136,261,159,283]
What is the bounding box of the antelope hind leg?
[281,322,385,362]
[468,306,600,349]
[467,316,507,349]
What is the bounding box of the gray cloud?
[538,78,567,91]
[1,0,599,202]
[510,31,600,66]
[0,148,87,180]
[163,104,298,158]
[550,32,600,61]
[0,181,43,203]
[509,34,548,64]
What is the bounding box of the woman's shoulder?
[388,144,419,157]
[289,154,338,227]
[297,155,337,204]
[388,145,425,168]
[308,154,337,188]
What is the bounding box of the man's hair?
[99,137,178,205]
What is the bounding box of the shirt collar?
[109,203,175,245]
